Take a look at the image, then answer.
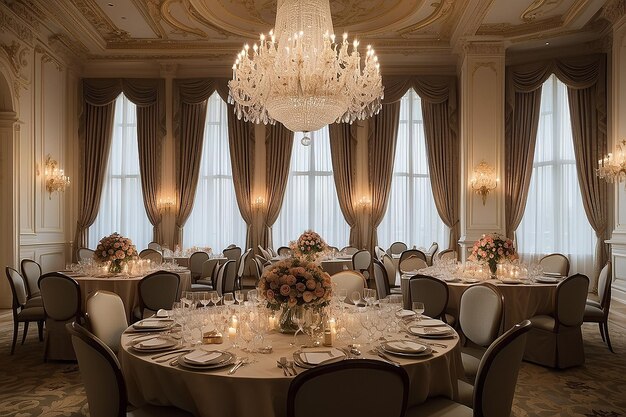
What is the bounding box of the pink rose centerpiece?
[257,257,332,332]
[468,233,518,275]
[290,230,329,262]
[94,232,138,273]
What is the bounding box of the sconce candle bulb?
[471,161,498,205]
[597,139,626,187]
[44,155,70,199]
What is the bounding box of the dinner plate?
[408,318,445,327]
[177,350,235,370]
[463,278,480,284]
[500,279,522,285]
[395,309,416,319]
[293,348,347,368]
[130,336,178,352]
[380,340,432,357]
[535,276,559,284]
[408,325,455,339]
[132,319,174,331]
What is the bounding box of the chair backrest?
[327,246,339,253]
[188,251,210,277]
[399,256,428,273]
[86,291,128,353]
[20,259,42,298]
[138,248,163,264]
[216,260,237,296]
[399,249,427,265]
[238,248,252,278]
[258,245,271,260]
[138,271,180,313]
[555,274,589,327]
[252,256,265,281]
[597,261,612,310]
[77,247,95,262]
[286,359,409,417]
[341,246,359,255]
[277,246,293,257]
[267,247,278,257]
[408,275,448,319]
[438,249,456,261]
[201,258,220,283]
[374,246,386,261]
[39,272,81,321]
[381,254,397,287]
[388,241,408,256]
[427,242,439,258]
[372,259,390,299]
[330,271,367,303]
[223,246,242,262]
[473,320,531,417]
[67,322,126,417]
[460,283,504,347]
[147,241,162,251]
[539,253,570,276]
[5,266,28,309]
[352,250,372,271]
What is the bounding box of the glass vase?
[278,305,300,334]
[109,260,122,274]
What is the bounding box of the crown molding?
[0,6,34,45]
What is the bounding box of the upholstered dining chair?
[86,290,128,353]
[134,271,180,322]
[426,242,439,265]
[584,261,614,352]
[67,322,193,417]
[523,274,589,369]
[147,241,162,251]
[223,245,242,269]
[330,271,367,304]
[215,260,237,297]
[267,247,278,257]
[277,246,292,257]
[188,251,210,282]
[406,320,531,417]
[458,283,504,382]
[236,248,253,290]
[381,254,401,294]
[77,247,95,262]
[372,259,390,300]
[287,359,409,417]
[257,245,272,261]
[340,246,359,255]
[20,258,42,298]
[352,250,372,279]
[374,245,386,261]
[195,258,221,289]
[398,256,428,274]
[539,253,570,276]
[139,248,164,264]
[388,241,407,256]
[39,272,82,361]
[437,249,456,262]
[408,274,453,323]
[5,267,45,354]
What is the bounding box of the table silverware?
[153,349,191,362]
[374,347,400,366]
[287,360,298,375]
[228,359,244,375]
[278,357,292,376]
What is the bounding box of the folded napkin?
[384,340,427,354]
[396,310,415,318]
[156,309,170,318]
[301,348,345,365]
[412,318,445,327]
[137,337,169,348]
[184,350,223,365]
[410,326,452,335]
[136,320,167,327]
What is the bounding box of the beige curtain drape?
[261,123,294,250]
[172,78,230,246]
[75,79,165,258]
[505,55,608,279]
[329,122,361,248]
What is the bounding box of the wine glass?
[350,291,362,307]
[336,288,348,305]
[303,308,322,347]
[181,291,193,309]
[235,290,244,306]
[223,293,235,309]
[210,291,221,307]
[199,292,210,309]
[412,301,425,322]
[291,308,306,346]
[344,312,363,347]
[247,289,258,305]
[363,288,377,308]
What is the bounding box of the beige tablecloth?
[73,270,191,320]
[120,321,463,416]
[320,258,353,275]
[401,275,557,329]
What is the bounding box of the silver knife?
[228,360,244,375]
[152,349,191,362]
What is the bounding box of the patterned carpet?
[0,310,624,416]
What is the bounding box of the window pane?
[518,75,596,277]
[377,89,449,250]
[89,94,152,251]
[273,128,349,248]
[183,92,247,252]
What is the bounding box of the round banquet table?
[69,270,191,320]
[400,274,558,329]
[320,257,353,275]
[119,319,463,417]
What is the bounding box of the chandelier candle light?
[471,161,498,205]
[228,0,384,145]
[597,139,626,187]
[44,154,70,199]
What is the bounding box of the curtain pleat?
[262,123,294,250]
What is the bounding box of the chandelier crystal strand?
[228,0,383,134]
[597,139,626,187]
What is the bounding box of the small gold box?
[202,331,223,344]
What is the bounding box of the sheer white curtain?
[518,75,596,278]
[183,92,246,252]
[273,128,349,248]
[89,94,152,251]
[377,89,449,250]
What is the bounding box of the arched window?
[89,94,152,250]
[273,128,349,247]
[518,75,596,277]
[377,89,449,249]
[183,92,246,251]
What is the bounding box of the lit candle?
[231,315,238,329]
[328,318,337,333]
[268,315,276,330]
[228,327,237,339]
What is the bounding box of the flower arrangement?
[258,257,333,310]
[290,230,328,261]
[94,233,138,273]
[468,233,518,274]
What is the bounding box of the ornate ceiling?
[1,0,617,75]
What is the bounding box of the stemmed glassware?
[344,312,363,347]
[210,291,221,307]
[291,307,306,346]
[223,293,235,309]
[199,292,210,309]
[350,291,362,307]
[247,289,258,305]
[303,308,322,347]
[363,288,377,308]
[412,301,425,322]
[234,290,245,306]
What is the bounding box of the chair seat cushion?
[461,349,482,380]
[241,277,257,288]
[17,306,45,321]
[191,283,213,291]
[405,397,473,417]
[390,287,402,294]
[529,314,556,331]
[583,304,604,320]
[196,279,213,286]
[444,313,456,327]
[127,404,194,417]
[457,379,474,408]
[586,299,601,309]
[25,296,43,308]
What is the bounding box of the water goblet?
[363,288,377,308]
[199,292,210,309]
[210,291,221,307]
[235,290,244,306]
[350,291,362,307]
[412,301,425,322]
[247,289,258,304]
[223,293,235,309]
[291,308,306,346]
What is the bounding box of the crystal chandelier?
[597,139,626,186]
[228,0,383,141]
[44,154,70,199]
[470,161,498,205]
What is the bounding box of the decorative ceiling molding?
[49,33,89,59]
[71,0,130,41]
[521,0,564,22]
[34,44,63,71]
[4,0,43,31]
[0,7,34,45]
[399,0,455,35]
[160,0,207,38]
[0,40,29,76]
[130,0,166,39]
[477,15,563,37]
[600,0,626,25]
